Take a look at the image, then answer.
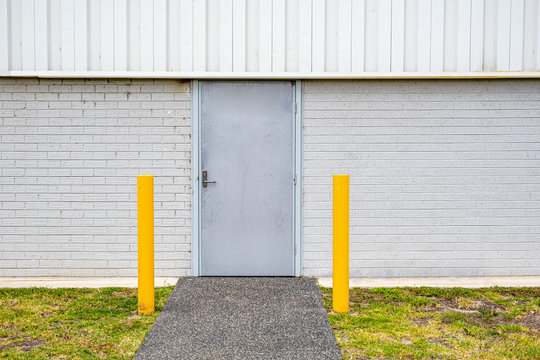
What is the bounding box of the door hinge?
[294,103,297,114]
[294,243,297,255]
[293,174,297,185]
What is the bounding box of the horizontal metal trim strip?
[2,71,540,79]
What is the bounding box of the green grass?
[0,286,174,359]
[321,286,540,360]
[2,285,538,359]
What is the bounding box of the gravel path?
[134,277,341,359]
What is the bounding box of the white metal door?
[200,81,295,276]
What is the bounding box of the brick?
[302,80,540,278]
[0,77,191,277]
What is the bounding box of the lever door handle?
[202,170,216,188]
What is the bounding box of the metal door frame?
[190,80,303,276]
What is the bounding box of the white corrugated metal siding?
[1,0,540,77]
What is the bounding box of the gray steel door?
[200,81,294,276]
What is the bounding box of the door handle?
[202,170,216,188]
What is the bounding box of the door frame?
[190,80,303,276]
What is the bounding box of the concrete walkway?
[134,277,341,360]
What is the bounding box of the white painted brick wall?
[0,78,191,277]
[303,80,540,277]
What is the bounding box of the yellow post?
[333,175,349,313]
[137,175,154,314]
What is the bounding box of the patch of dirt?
[413,316,433,325]
[426,298,505,314]
[342,348,377,360]
[0,338,46,352]
[424,305,470,314]
[112,290,135,297]
[1,299,20,307]
[127,313,142,320]
[428,338,454,350]
[515,310,540,331]
[120,310,142,323]
[471,299,505,312]
[0,336,17,343]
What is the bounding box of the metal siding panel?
[140,0,153,71]
[521,0,537,71]
[298,0,312,73]
[153,0,167,71]
[61,0,75,71]
[114,0,127,71]
[3,0,540,76]
[232,0,246,72]
[456,0,471,72]
[259,0,272,72]
[88,0,101,70]
[166,0,178,71]
[378,0,391,72]
[49,0,62,70]
[470,0,484,71]
[168,0,180,71]
[206,0,220,72]
[9,0,22,70]
[74,0,88,71]
[311,0,325,72]
[325,0,338,72]
[193,0,206,71]
[272,0,286,72]
[180,0,193,71]
[21,0,34,71]
[219,0,233,72]
[391,0,405,72]
[417,0,431,72]
[351,0,365,72]
[0,0,9,71]
[537,0,540,70]
[509,0,524,71]
[100,0,114,71]
[483,0,497,71]
[246,0,259,72]
[496,0,511,70]
[443,0,457,71]
[537,1,540,70]
[403,0,417,71]
[286,0,299,72]
[430,0,444,72]
[127,0,141,71]
[338,0,352,72]
[364,0,378,72]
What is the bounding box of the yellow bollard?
[137,175,154,314]
[333,175,349,313]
